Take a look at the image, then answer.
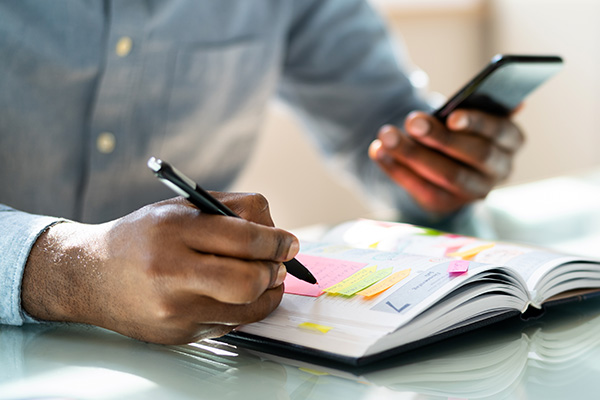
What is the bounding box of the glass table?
[2,170,600,400]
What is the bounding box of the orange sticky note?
[357,268,411,298]
[447,243,495,259]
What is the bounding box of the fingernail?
[449,112,469,130]
[369,140,385,161]
[407,117,430,137]
[286,238,299,260]
[370,141,394,165]
[274,264,287,287]
[379,126,399,148]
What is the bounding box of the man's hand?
[368,109,524,215]
[22,193,298,345]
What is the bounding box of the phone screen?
[434,55,563,122]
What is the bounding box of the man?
[0,1,522,344]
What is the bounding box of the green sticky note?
[324,266,377,294]
[337,267,393,296]
[418,227,444,236]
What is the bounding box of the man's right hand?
[21,193,298,345]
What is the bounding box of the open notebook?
[223,219,600,366]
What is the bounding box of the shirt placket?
[81,1,146,222]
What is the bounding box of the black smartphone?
[433,54,563,122]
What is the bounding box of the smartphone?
[433,54,563,122]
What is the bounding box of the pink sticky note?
[444,244,465,257]
[284,254,368,297]
[448,260,470,274]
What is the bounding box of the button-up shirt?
[0,0,459,326]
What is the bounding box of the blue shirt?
[0,0,465,326]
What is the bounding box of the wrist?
[21,221,107,325]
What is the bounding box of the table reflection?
[2,297,600,400]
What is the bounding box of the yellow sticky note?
[298,322,333,333]
[357,268,411,298]
[337,267,393,296]
[299,367,330,376]
[324,266,377,294]
[368,241,380,249]
[447,243,495,259]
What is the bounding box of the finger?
[212,191,275,227]
[404,114,512,179]
[163,250,286,304]
[370,140,469,213]
[157,285,284,333]
[447,110,524,152]
[374,125,494,199]
[176,212,299,263]
[195,285,284,326]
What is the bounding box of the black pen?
[147,157,317,285]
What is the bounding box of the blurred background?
[233,0,600,231]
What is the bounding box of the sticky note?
[444,244,465,257]
[357,268,411,298]
[299,368,330,376]
[419,227,444,236]
[447,243,495,259]
[336,267,393,296]
[298,322,333,333]
[324,266,377,294]
[448,260,470,274]
[435,238,475,249]
[284,254,367,297]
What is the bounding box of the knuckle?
[241,192,270,216]
[496,156,513,182]
[242,223,288,261]
[248,192,270,211]
[502,121,525,150]
[439,166,460,187]
[236,192,274,226]
[452,168,487,198]
[228,266,268,303]
[429,125,452,146]
[272,231,290,261]
[466,111,485,133]
[153,299,180,322]
[241,223,264,253]
[474,141,495,165]
[239,286,284,325]
[398,137,419,159]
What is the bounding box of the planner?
[223,219,600,366]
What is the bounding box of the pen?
[147,156,317,285]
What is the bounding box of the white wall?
[487,0,600,184]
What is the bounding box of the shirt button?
[97,132,116,154]
[115,36,133,57]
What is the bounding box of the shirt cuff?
[0,205,64,326]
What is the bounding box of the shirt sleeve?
[0,204,63,326]
[279,0,472,231]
